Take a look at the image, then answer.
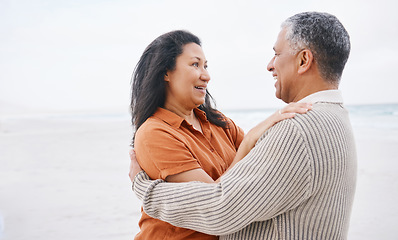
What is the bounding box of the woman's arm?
[129,103,312,183]
[165,168,215,183]
[222,102,312,175]
[136,103,311,184]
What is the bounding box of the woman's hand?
[245,102,312,147]
[225,102,312,173]
[129,149,143,184]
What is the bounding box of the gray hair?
[281,12,350,83]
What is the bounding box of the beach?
[0,113,141,239]
[1,105,398,239]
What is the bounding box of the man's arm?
[133,120,313,236]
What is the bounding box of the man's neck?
[292,78,338,102]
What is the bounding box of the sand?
[0,114,141,240]
[0,113,397,239]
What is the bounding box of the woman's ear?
[297,49,313,74]
[164,72,169,82]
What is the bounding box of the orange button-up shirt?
[134,107,244,240]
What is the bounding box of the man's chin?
[275,93,288,103]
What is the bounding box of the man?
[130,11,357,239]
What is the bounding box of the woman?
[130,30,310,239]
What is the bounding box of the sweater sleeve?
[133,120,313,235]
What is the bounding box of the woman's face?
[164,43,210,111]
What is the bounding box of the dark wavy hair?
[130,30,227,146]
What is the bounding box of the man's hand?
[129,149,143,183]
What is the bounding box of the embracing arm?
[132,120,313,235]
[150,103,312,184]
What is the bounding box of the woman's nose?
[201,71,210,82]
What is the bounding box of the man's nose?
[267,57,275,72]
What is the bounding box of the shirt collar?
[152,107,208,128]
[298,90,344,104]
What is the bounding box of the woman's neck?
[164,102,202,132]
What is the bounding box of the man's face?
[267,28,299,103]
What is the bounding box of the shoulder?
[135,113,199,149]
[214,111,242,132]
[257,103,352,157]
[289,103,350,137]
[214,112,245,144]
[135,117,184,147]
[136,117,166,133]
[254,109,320,151]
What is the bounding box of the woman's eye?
[204,65,208,69]
[193,62,199,67]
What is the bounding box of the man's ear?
[297,49,313,74]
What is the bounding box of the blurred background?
[1,0,398,239]
[1,0,398,116]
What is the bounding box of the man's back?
[221,101,357,239]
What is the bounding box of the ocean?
[223,103,398,132]
[1,103,396,135]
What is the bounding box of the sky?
[1,0,398,116]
